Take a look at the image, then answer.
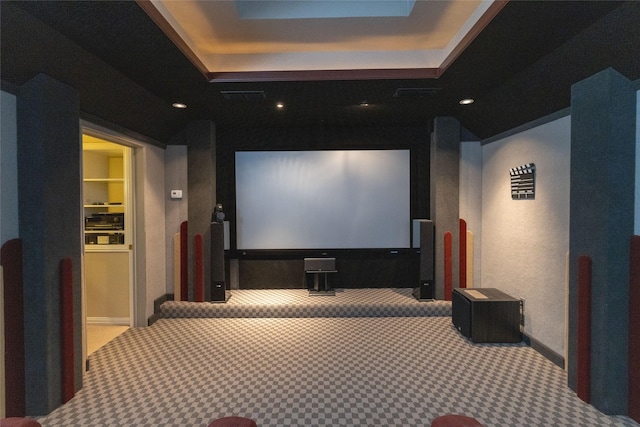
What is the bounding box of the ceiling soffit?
[138,0,507,81]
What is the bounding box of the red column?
[60,258,75,403]
[444,231,453,301]
[194,234,204,302]
[459,219,467,288]
[180,221,188,301]
[629,236,640,422]
[577,255,592,403]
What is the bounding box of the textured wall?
[0,91,18,246]
[17,74,83,415]
[459,140,482,288]
[430,117,460,299]
[141,144,167,320]
[636,89,640,235]
[167,121,217,299]
[481,115,571,357]
[164,145,188,295]
[568,68,636,414]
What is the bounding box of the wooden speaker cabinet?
[452,288,522,343]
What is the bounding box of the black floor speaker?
[210,222,227,302]
[413,220,435,301]
[209,281,227,302]
[413,280,434,300]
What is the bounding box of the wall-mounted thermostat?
[170,189,183,199]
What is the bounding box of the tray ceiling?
[140,0,501,80]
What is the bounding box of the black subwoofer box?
[452,288,521,343]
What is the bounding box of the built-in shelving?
[82,137,131,249]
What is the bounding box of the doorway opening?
[81,132,135,358]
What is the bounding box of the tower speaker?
[210,281,226,302]
[413,219,435,301]
[210,222,227,302]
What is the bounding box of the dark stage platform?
[161,288,451,319]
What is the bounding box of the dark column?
[172,121,216,300]
[17,74,83,415]
[568,68,636,414]
[430,117,460,299]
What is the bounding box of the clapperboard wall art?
[510,163,536,199]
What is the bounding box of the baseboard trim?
[523,332,565,369]
[147,312,162,326]
[87,317,130,325]
[148,293,174,326]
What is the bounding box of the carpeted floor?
[161,288,451,318]
[38,315,638,427]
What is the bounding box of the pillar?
[172,121,216,300]
[17,74,83,415]
[568,67,636,414]
[430,117,461,299]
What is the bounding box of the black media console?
[452,288,522,343]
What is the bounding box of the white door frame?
[80,120,143,367]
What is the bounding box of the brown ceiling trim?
[437,0,509,78]
[135,0,209,77]
[207,68,440,83]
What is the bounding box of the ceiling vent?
[221,90,266,101]
[393,88,440,98]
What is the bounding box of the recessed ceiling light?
[276,102,284,109]
[172,102,187,109]
[459,98,474,105]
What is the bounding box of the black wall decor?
[510,163,536,199]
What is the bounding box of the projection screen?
[235,150,410,250]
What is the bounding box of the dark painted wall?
[170,121,216,300]
[17,74,83,415]
[0,2,185,144]
[568,68,636,414]
[217,126,430,289]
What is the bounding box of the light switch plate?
[170,189,183,199]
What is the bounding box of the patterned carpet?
[161,288,450,319]
[38,315,638,426]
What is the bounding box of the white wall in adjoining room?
[481,115,571,357]
[459,140,482,288]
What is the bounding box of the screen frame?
[215,126,430,259]
[234,149,412,251]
